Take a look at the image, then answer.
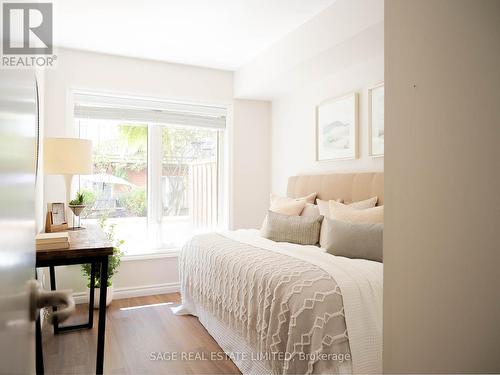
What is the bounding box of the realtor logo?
[3,2,53,54]
[1,2,56,67]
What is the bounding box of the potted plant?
[68,191,86,229]
[81,217,124,308]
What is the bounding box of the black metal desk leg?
[88,262,96,329]
[49,266,59,335]
[35,270,44,375]
[96,257,108,375]
[49,263,96,333]
[36,312,44,375]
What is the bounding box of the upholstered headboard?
[287,172,384,205]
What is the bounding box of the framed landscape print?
[369,83,384,156]
[316,92,358,161]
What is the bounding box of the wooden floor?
[42,293,241,375]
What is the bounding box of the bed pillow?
[269,199,306,216]
[261,210,323,245]
[300,203,320,217]
[270,192,316,205]
[329,200,384,224]
[346,196,378,209]
[321,218,383,262]
[269,192,317,216]
[317,197,378,217]
[317,198,341,216]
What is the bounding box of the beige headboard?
[287,172,384,205]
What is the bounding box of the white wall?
[235,0,384,194]
[234,0,384,99]
[384,0,500,372]
[44,48,234,203]
[44,254,180,303]
[271,54,383,194]
[42,48,270,298]
[231,99,271,229]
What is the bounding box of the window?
[75,93,227,255]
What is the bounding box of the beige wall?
[384,0,500,372]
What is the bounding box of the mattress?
[174,229,382,374]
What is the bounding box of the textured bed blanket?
[175,230,382,374]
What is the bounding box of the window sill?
[121,248,180,262]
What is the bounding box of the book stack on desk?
[35,232,70,250]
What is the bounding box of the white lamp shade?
[44,138,93,175]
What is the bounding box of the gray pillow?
[320,218,383,262]
[261,210,323,245]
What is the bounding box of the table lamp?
[44,137,93,209]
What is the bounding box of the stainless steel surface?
[29,280,75,324]
[0,70,38,374]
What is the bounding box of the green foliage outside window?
[118,187,147,217]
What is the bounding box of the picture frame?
[45,202,68,233]
[49,202,67,225]
[368,83,384,157]
[316,92,358,161]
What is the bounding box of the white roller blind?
[74,92,227,129]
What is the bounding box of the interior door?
[0,70,38,374]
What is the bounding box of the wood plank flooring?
[42,293,241,374]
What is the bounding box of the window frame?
[71,90,231,256]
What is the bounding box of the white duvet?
[175,229,382,374]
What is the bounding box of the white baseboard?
[72,282,180,304]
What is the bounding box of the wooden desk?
[36,226,113,375]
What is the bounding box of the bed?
[174,172,384,375]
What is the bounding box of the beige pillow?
[317,197,377,217]
[269,192,317,216]
[269,199,305,216]
[347,196,378,209]
[329,200,384,224]
[270,192,316,204]
[261,210,323,245]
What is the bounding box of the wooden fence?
[189,161,218,229]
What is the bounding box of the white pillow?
[317,199,332,216]
[300,203,321,217]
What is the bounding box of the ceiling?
[53,0,336,71]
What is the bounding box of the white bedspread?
[175,229,382,374]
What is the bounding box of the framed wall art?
[316,92,358,161]
[369,83,384,157]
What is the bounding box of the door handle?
[29,280,75,324]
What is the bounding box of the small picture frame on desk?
[45,202,68,233]
[50,202,66,225]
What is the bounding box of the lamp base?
[68,226,85,231]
